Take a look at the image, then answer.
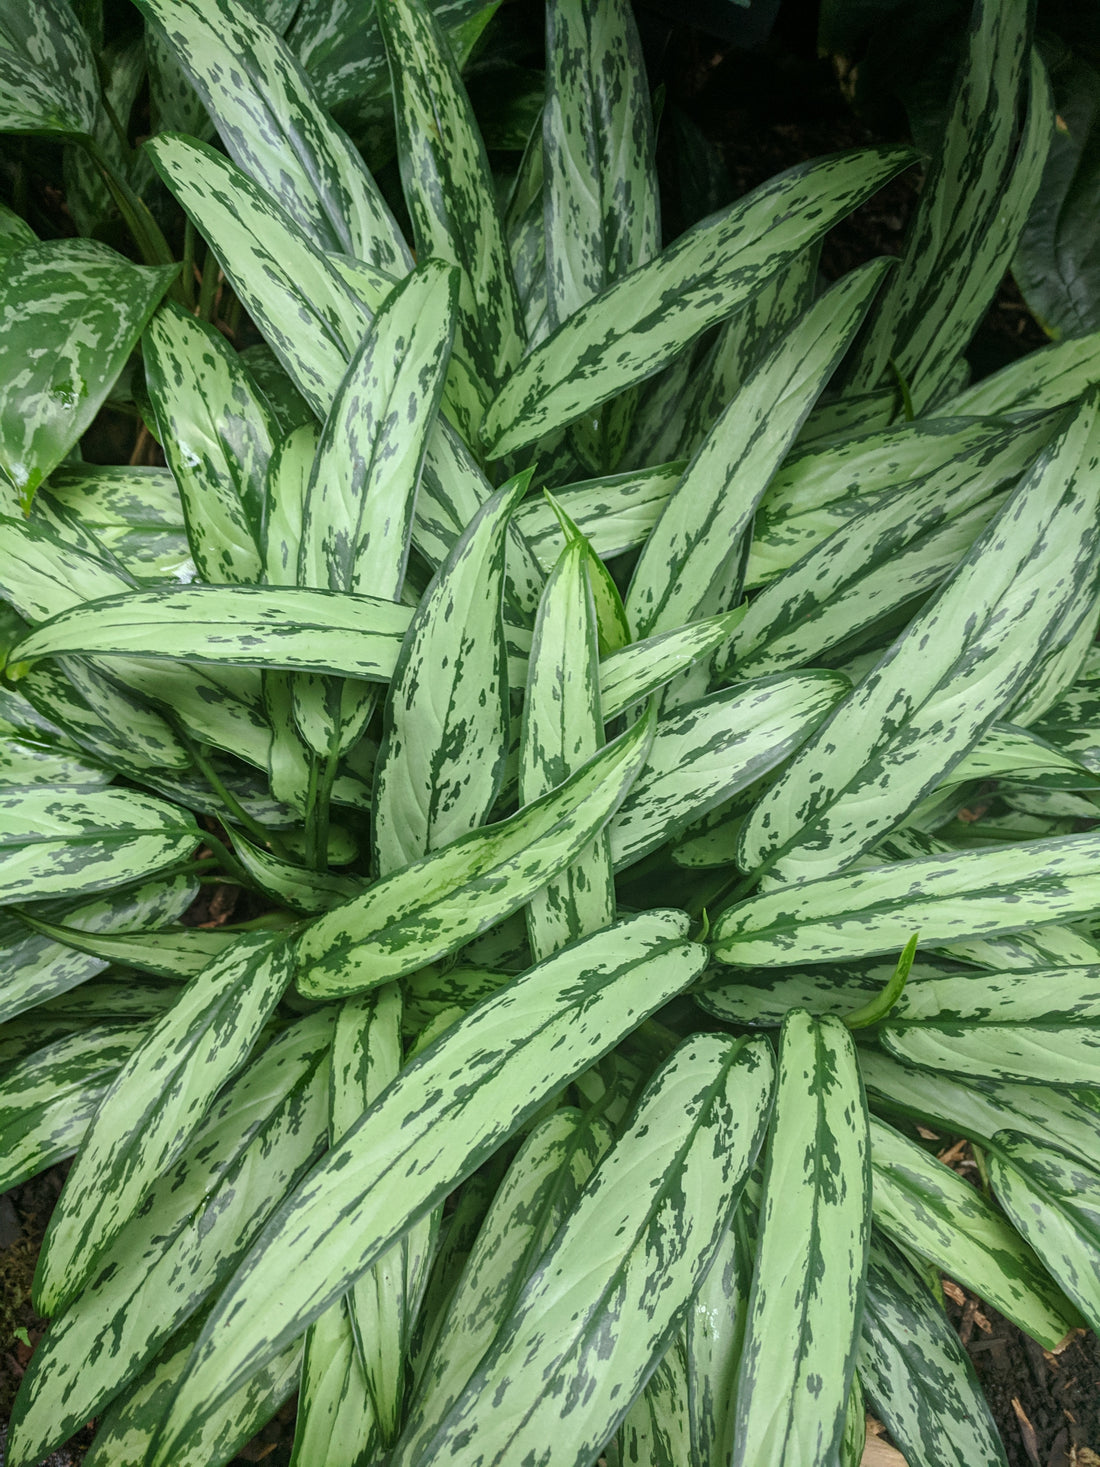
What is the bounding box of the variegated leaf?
[400,1106,612,1459]
[299,705,654,996]
[862,1048,1100,1174]
[35,932,296,1315]
[137,0,409,270]
[845,0,1049,411]
[43,465,192,581]
[626,261,889,639]
[597,608,747,721]
[372,475,527,876]
[146,913,709,1461]
[737,394,1100,883]
[146,134,371,419]
[481,145,915,457]
[732,1012,869,1467]
[397,1034,773,1467]
[543,0,658,329]
[379,0,523,438]
[7,1014,333,1467]
[144,301,276,584]
[857,1233,1008,1467]
[868,1114,1076,1347]
[712,831,1100,968]
[0,787,198,905]
[0,241,176,508]
[989,1133,1100,1333]
[0,1023,149,1194]
[299,258,458,600]
[0,0,100,134]
[746,410,1055,590]
[684,1209,754,1467]
[516,462,683,572]
[521,536,613,960]
[609,672,848,870]
[619,1345,691,1467]
[86,1315,302,1467]
[289,1297,378,1467]
[7,582,412,681]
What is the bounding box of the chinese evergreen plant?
[1,0,1099,1464]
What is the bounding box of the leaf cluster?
[1,1,1100,1465]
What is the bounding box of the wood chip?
[1012,1397,1041,1466]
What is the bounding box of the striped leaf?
[229,832,362,914]
[678,245,819,461]
[35,932,297,1316]
[515,462,683,571]
[863,1046,1100,1159]
[299,705,654,997]
[543,0,658,330]
[989,1133,1100,1333]
[44,465,192,580]
[746,410,1054,591]
[597,608,748,721]
[947,328,1100,418]
[684,1205,754,1467]
[480,145,915,457]
[712,831,1100,968]
[0,1024,148,1194]
[619,1346,691,1467]
[868,1115,1076,1348]
[372,476,527,876]
[15,916,241,981]
[397,1034,774,1467]
[0,875,192,1023]
[14,660,189,778]
[7,582,411,680]
[6,1012,333,1467]
[626,261,889,639]
[0,736,109,790]
[136,0,409,271]
[732,1013,869,1467]
[857,1233,1008,1467]
[881,1021,1100,1090]
[844,0,1047,411]
[0,0,100,135]
[144,302,276,584]
[299,259,458,600]
[334,989,437,1445]
[87,1316,301,1467]
[520,536,613,960]
[400,1106,612,1461]
[289,1297,378,1467]
[146,134,370,419]
[737,393,1100,884]
[0,240,176,509]
[609,672,848,870]
[0,787,198,905]
[146,913,709,1461]
[1031,644,1100,772]
[379,0,523,438]
[723,459,1031,680]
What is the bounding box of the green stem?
[198,832,258,891]
[182,733,294,861]
[304,741,341,872]
[197,245,221,322]
[79,135,183,300]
